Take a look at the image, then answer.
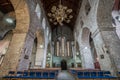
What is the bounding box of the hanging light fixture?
[47,0,73,25]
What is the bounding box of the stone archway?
[29,38,37,69]
[10,0,30,32]
[35,30,45,68]
[61,59,67,70]
[0,0,30,76]
[80,27,94,69]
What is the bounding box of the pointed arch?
[80,27,94,69]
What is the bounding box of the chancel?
[0,0,120,80]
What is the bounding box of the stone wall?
[17,0,51,70]
[0,0,51,76]
[74,0,120,76]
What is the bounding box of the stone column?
[0,30,27,76]
[17,34,34,71]
[80,46,95,69]
[92,30,114,76]
[100,27,120,75]
[0,1,29,75]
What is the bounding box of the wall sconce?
[47,57,50,61]
[76,52,79,56]
[84,47,88,49]
[40,44,44,48]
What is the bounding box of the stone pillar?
[0,30,27,76]
[17,34,34,71]
[80,46,95,69]
[100,27,120,75]
[92,27,119,76]
[0,0,29,75]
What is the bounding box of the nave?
[0,0,120,79]
[2,68,120,80]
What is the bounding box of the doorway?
[61,59,67,70]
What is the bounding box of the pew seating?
[69,69,118,80]
[3,68,60,80]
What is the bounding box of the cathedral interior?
[0,0,120,80]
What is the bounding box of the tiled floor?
[56,70,75,80]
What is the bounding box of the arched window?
[42,18,46,29]
[35,4,41,19]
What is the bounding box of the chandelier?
[47,0,73,25]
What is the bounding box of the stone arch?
[81,27,90,45]
[0,11,16,39]
[10,0,30,32]
[80,27,94,69]
[29,37,37,69]
[36,30,44,46]
[81,27,100,69]
[34,30,45,68]
[0,30,13,40]
[0,0,30,76]
[61,59,67,70]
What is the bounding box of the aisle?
[56,70,75,80]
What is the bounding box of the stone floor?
[56,70,75,80]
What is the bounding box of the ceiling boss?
[47,0,73,25]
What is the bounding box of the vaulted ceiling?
[41,0,82,30]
